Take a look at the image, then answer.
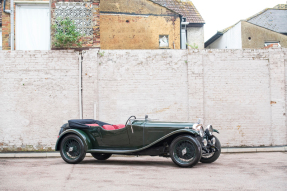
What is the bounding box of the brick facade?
[1,0,11,50]
[50,0,100,49]
[100,0,180,49]
[1,0,49,50]
[1,0,99,50]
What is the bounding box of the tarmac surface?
[0,152,286,191]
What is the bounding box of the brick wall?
[0,48,286,151]
[1,0,11,50]
[0,50,80,151]
[83,48,287,147]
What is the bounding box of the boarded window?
[55,2,93,36]
[159,35,169,48]
[16,4,50,50]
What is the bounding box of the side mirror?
[145,115,148,120]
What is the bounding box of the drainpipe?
[180,15,182,49]
[79,52,83,119]
[11,0,14,50]
[3,0,14,50]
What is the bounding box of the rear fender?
[55,129,92,151]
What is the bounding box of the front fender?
[55,129,92,152]
[213,129,220,134]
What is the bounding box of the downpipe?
[79,51,83,119]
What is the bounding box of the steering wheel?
[125,116,136,127]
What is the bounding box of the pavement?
[0,152,286,190]
[0,146,286,158]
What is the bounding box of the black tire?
[91,153,112,160]
[169,135,202,168]
[200,136,221,163]
[60,134,86,164]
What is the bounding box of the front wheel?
[60,135,86,164]
[91,153,112,160]
[200,136,221,163]
[169,135,202,168]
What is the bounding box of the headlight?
[203,139,208,146]
[193,124,204,137]
[192,124,198,130]
[197,126,204,137]
[207,125,213,135]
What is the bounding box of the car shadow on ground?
[80,157,210,168]
[81,158,174,167]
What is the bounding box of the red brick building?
[1,0,204,50]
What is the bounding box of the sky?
[190,0,286,42]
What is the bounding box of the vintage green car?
[55,115,221,168]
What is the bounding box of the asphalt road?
[0,152,286,191]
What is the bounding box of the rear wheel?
[91,153,112,160]
[60,135,86,164]
[169,135,202,168]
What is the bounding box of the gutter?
[179,15,182,49]
[3,0,11,13]
[3,0,14,50]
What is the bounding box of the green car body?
[56,116,221,167]
[56,120,199,152]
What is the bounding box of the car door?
[99,127,130,147]
[126,120,145,149]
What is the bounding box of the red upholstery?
[85,124,99,127]
[102,125,115,130]
[113,124,125,129]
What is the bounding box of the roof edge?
[204,32,223,48]
[148,0,182,17]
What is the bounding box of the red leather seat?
[85,124,99,127]
[103,125,115,130]
[113,124,125,129]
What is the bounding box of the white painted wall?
[207,22,242,49]
[0,50,79,151]
[0,49,287,151]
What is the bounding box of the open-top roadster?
[55,115,221,168]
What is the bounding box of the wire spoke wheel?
[202,152,215,159]
[200,136,221,163]
[170,135,201,168]
[63,138,81,160]
[91,153,112,160]
[174,140,196,164]
[60,135,86,164]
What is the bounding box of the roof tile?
[151,0,204,23]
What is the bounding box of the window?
[55,2,93,36]
[159,35,169,48]
[264,42,281,48]
[16,4,50,50]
